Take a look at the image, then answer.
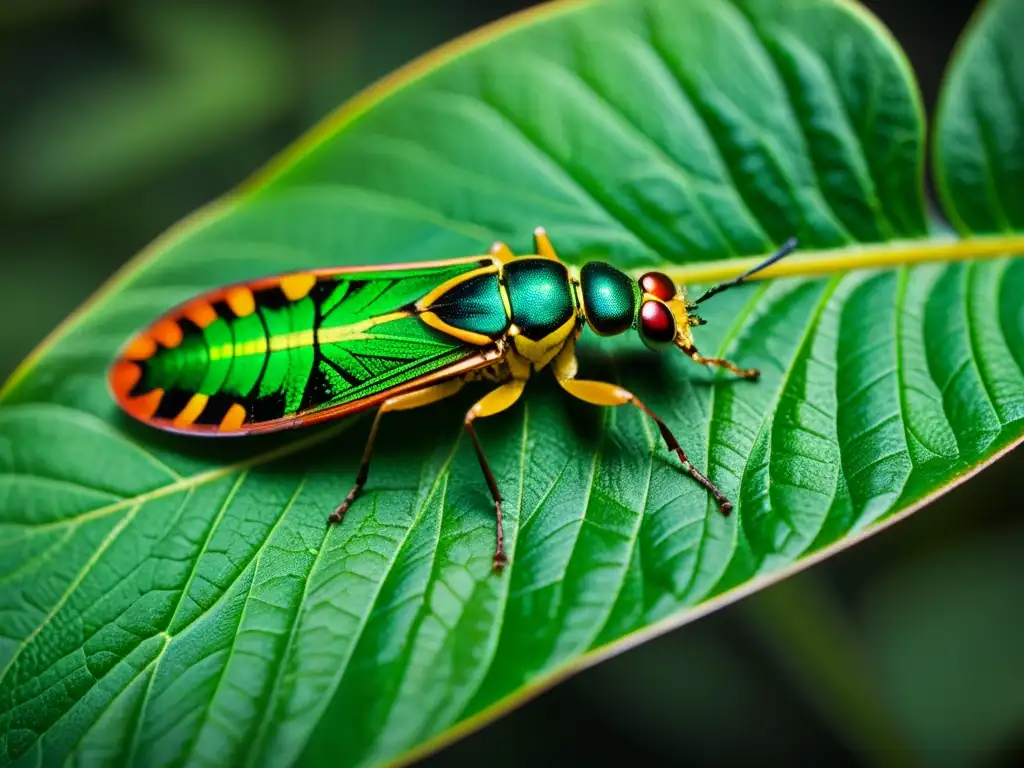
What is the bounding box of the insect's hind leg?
[552,344,734,515]
[464,378,528,572]
[329,379,466,525]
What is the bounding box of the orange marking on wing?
[280,273,317,301]
[123,334,157,361]
[220,403,248,431]
[150,319,183,348]
[226,286,256,317]
[109,360,142,399]
[173,393,209,428]
[184,300,218,328]
[125,389,164,421]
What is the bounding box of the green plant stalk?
[740,573,916,768]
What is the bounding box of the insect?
[109,228,798,572]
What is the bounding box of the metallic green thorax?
[505,259,576,339]
[428,258,637,342]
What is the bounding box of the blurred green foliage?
[0,0,508,381]
[2,1,1022,765]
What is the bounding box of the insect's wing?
[108,256,503,435]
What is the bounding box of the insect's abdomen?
[110,262,489,435]
[114,276,324,433]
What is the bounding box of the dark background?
[3,1,1023,766]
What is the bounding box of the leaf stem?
[661,234,1024,285]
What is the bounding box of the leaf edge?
[386,433,1024,768]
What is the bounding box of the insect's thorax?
[418,255,580,369]
[504,258,578,367]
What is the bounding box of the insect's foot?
[328,486,362,525]
[328,499,353,525]
[493,550,509,573]
[678,455,733,516]
[743,368,760,382]
[491,497,507,573]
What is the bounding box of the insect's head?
[635,237,800,355]
[635,271,702,353]
[577,238,798,352]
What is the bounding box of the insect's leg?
[329,379,466,525]
[532,226,558,260]
[551,344,733,515]
[490,241,516,262]
[679,343,759,381]
[464,378,528,571]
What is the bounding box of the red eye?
[639,271,676,301]
[639,300,676,349]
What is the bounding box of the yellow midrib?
[3,232,1024,401]
[657,233,1024,285]
[204,233,1024,362]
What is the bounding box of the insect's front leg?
[329,379,466,525]
[550,342,734,515]
[679,343,759,381]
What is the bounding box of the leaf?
[1,0,1023,766]
[935,0,1024,234]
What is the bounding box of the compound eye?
[639,300,676,350]
[639,271,676,301]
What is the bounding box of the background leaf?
[860,525,1024,764]
[1,0,1023,767]
[935,0,1024,234]
[0,5,294,212]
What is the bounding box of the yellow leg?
[329,379,466,525]
[680,342,759,381]
[533,226,558,259]
[464,378,528,572]
[551,344,734,515]
[490,241,516,262]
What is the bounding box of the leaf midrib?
[663,233,1024,284]
[3,232,1022,410]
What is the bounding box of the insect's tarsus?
[466,419,507,571]
[632,396,733,515]
[679,342,760,382]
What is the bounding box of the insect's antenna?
[694,237,799,305]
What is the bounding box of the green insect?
[110,227,798,571]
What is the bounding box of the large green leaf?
[2,0,1023,766]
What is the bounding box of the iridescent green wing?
[109,256,505,435]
